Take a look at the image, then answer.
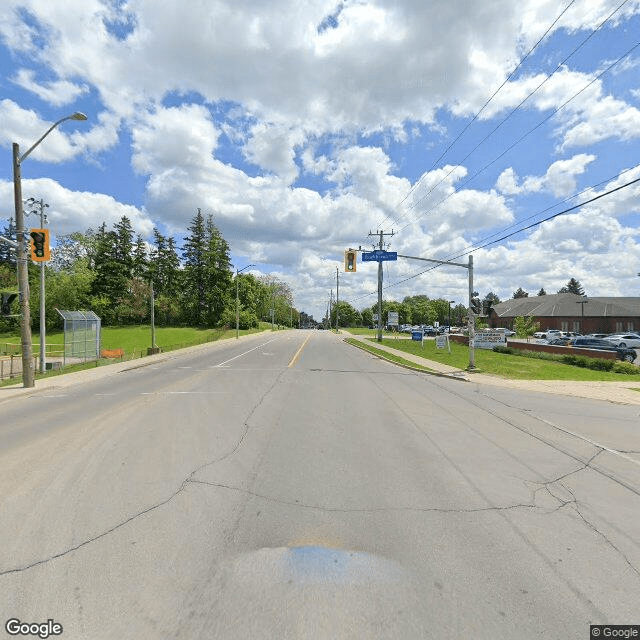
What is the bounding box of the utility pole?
[368,229,394,342]
[329,290,333,329]
[468,254,475,369]
[335,266,339,331]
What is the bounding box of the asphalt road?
[0,330,638,639]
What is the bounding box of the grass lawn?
[0,322,273,358]
[343,329,640,382]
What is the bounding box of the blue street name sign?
[361,250,398,262]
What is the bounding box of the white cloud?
[12,69,88,106]
[131,104,220,175]
[497,154,596,197]
[0,99,106,162]
[0,177,154,238]
[243,123,305,184]
[2,0,640,318]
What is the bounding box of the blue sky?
[1,0,640,320]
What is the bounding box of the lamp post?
[236,264,255,338]
[24,197,49,373]
[448,300,455,331]
[12,111,88,387]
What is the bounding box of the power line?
[346,171,640,304]
[382,0,632,234]
[381,0,578,229]
[395,36,640,235]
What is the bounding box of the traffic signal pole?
[396,253,476,370]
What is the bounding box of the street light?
[448,300,455,331]
[12,111,88,387]
[236,264,255,338]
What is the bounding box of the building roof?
[492,293,640,318]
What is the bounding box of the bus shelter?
[56,309,101,365]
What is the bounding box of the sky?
[1,0,640,322]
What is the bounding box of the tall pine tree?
[182,209,207,325]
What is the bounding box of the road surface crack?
[0,371,285,577]
[185,478,544,515]
[526,451,640,577]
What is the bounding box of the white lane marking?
[537,416,640,467]
[214,337,280,367]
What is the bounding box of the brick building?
[488,293,640,334]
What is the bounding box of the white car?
[604,333,640,349]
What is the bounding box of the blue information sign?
[361,250,398,262]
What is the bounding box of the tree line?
[0,209,297,332]
[327,295,468,328]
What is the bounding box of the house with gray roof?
[489,293,640,334]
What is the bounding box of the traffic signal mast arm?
[394,252,476,370]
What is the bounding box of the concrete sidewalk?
[345,333,640,405]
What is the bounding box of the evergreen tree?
[0,220,16,267]
[132,234,149,280]
[512,287,529,299]
[91,217,136,323]
[203,215,232,325]
[182,209,207,325]
[537,288,547,296]
[558,278,585,295]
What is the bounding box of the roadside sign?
[361,250,398,262]
[412,331,424,346]
[474,331,506,349]
[388,311,399,326]
[436,334,451,353]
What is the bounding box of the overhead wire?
[381,0,631,234]
[378,0,578,230]
[395,36,640,235]
[346,166,640,304]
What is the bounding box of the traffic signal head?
[1,292,18,316]
[470,297,481,315]
[30,228,50,262]
[344,250,357,272]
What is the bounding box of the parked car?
[570,337,637,362]
[547,337,572,346]
[603,333,640,349]
[587,333,609,339]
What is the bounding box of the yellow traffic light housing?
[30,228,50,262]
[344,249,356,272]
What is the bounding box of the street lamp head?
[71,112,88,121]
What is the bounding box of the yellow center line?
[288,333,312,368]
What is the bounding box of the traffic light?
[470,298,481,315]
[1,293,17,316]
[29,228,50,262]
[344,249,357,272]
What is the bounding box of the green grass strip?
[344,338,436,373]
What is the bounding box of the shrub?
[612,361,640,375]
